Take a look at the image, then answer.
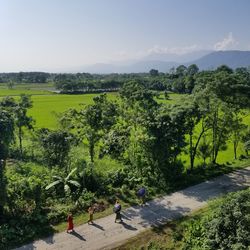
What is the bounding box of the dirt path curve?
[16,167,250,250]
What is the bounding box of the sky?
[1,0,250,72]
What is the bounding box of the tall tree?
[149,69,159,77]
[15,94,34,156]
[71,94,118,163]
[38,129,76,170]
[0,108,15,222]
[180,100,210,171]
[0,95,34,157]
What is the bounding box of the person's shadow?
[120,221,137,231]
[69,231,86,241]
[90,222,105,231]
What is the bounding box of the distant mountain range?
[80,50,250,74]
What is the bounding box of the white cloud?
[214,32,237,50]
[116,50,127,57]
[112,44,202,62]
[144,44,200,56]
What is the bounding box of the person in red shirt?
[67,213,74,233]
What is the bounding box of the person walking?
[67,212,74,233]
[87,205,95,224]
[114,200,123,223]
[137,187,146,206]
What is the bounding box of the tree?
[0,95,34,157]
[242,127,250,155]
[149,69,159,77]
[134,105,187,182]
[183,189,250,250]
[45,167,80,196]
[100,123,130,160]
[187,64,199,76]
[172,78,186,93]
[0,108,15,221]
[193,71,246,164]
[7,80,14,89]
[15,95,34,157]
[38,129,76,169]
[181,101,209,171]
[120,80,157,108]
[216,64,233,74]
[184,75,195,94]
[0,109,15,160]
[230,112,247,159]
[198,137,211,166]
[71,94,118,163]
[175,65,187,77]
[204,190,250,249]
[164,91,170,100]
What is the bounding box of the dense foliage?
[0,65,250,248]
[183,188,250,250]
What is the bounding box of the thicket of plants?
[183,188,250,250]
[0,65,250,248]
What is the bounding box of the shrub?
[183,188,250,250]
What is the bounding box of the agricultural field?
[0,83,55,96]
[28,92,119,128]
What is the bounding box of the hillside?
[189,50,250,70]
[81,50,250,73]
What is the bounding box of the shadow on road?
[70,231,86,241]
[122,200,191,229]
[179,168,250,202]
[120,221,138,231]
[90,222,105,231]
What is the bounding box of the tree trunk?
[234,141,237,160]
[190,125,206,171]
[0,159,6,223]
[18,126,23,157]
[212,110,218,164]
[189,132,194,171]
[89,141,94,163]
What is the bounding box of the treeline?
[0,72,51,83]
[0,65,250,248]
[2,65,250,94]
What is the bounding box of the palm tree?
[45,168,80,195]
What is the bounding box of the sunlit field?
[28,92,119,128]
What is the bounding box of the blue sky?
[1,0,250,72]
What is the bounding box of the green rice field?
[28,92,119,128]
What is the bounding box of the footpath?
[16,167,250,250]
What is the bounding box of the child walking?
[87,205,95,224]
[67,212,74,233]
[114,200,123,223]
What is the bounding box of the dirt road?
[16,167,250,250]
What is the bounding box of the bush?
[183,188,250,250]
[0,210,51,249]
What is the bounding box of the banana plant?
[45,167,80,195]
